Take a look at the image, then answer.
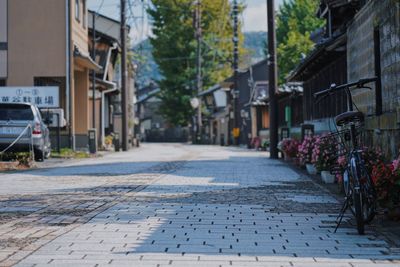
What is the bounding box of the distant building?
[136,84,188,143]
[0,1,137,151]
[225,59,270,146]
[0,0,101,150]
[88,10,136,148]
[198,84,229,145]
[200,59,271,147]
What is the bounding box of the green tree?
[273,0,324,84]
[148,0,244,126]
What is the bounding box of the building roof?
[198,84,221,97]
[88,10,130,45]
[74,46,102,72]
[278,82,303,94]
[95,78,117,91]
[224,58,268,84]
[137,88,160,104]
[287,33,346,81]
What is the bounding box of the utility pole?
[232,0,239,145]
[267,0,279,159]
[92,12,96,129]
[121,0,129,151]
[195,0,202,143]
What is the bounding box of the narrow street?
[0,144,398,267]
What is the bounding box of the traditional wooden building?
[198,84,229,145]
[88,11,120,147]
[219,59,270,146]
[289,0,400,158]
[200,59,270,147]
[346,0,400,158]
[136,84,188,143]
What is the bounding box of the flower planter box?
[0,161,29,171]
[386,206,400,221]
[321,170,335,184]
[306,164,317,175]
[283,152,291,161]
[292,157,300,166]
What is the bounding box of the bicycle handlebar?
[314,77,378,99]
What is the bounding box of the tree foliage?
[148,0,243,126]
[274,0,324,84]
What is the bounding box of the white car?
[0,103,51,161]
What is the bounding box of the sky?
[87,0,284,44]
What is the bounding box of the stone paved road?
[0,144,399,266]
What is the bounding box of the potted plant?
[104,135,114,151]
[361,146,386,174]
[279,138,299,161]
[336,147,386,192]
[261,140,269,151]
[312,134,337,183]
[298,135,317,174]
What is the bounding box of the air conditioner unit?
[40,108,67,128]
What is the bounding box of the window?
[83,0,87,28]
[0,104,34,121]
[75,0,80,22]
[0,79,5,86]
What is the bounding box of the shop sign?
[0,86,59,107]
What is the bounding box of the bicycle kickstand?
[334,197,349,233]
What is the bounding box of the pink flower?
[392,159,400,172]
[337,155,346,166]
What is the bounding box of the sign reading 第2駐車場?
[0,87,59,108]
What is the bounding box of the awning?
[212,109,229,119]
[74,47,102,72]
[278,82,303,95]
[137,88,160,104]
[287,33,346,81]
[94,78,117,91]
[198,84,221,97]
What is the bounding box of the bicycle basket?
[316,132,346,175]
[319,124,365,175]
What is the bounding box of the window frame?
[374,25,383,116]
[75,0,80,22]
[82,0,87,28]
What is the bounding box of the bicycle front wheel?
[353,189,365,235]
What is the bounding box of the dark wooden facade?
[278,94,303,128]
[225,59,269,145]
[289,37,348,124]
[290,0,400,157]
[302,53,347,121]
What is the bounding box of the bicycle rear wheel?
[353,190,365,235]
[360,166,376,223]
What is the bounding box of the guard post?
[88,129,97,154]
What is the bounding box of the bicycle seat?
[335,111,364,127]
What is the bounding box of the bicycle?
[314,77,378,235]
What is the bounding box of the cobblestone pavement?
[0,144,399,266]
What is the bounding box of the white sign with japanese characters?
[0,87,59,108]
